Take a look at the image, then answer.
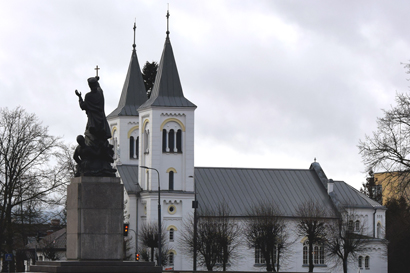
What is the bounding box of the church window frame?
[161,119,184,154]
[168,205,176,215]
[129,136,134,158]
[169,171,174,190]
[355,220,360,232]
[365,256,370,269]
[169,228,174,241]
[358,256,363,268]
[377,222,381,238]
[254,247,266,264]
[303,241,325,265]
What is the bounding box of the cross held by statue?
[95,65,100,77]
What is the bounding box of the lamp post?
[140,166,161,267]
[189,175,198,271]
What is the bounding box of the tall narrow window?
[169,129,175,152]
[377,223,381,238]
[136,137,139,159]
[255,247,265,264]
[130,136,134,158]
[169,171,174,190]
[365,256,370,269]
[348,220,354,232]
[314,246,319,264]
[146,171,149,190]
[169,228,174,241]
[169,252,174,265]
[303,244,308,264]
[355,220,360,232]
[358,256,363,268]
[162,129,167,152]
[176,129,182,153]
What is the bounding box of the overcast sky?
[1,1,409,190]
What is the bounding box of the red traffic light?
[136,253,140,261]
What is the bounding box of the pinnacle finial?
[133,20,136,49]
[166,5,170,38]
[95,65,100,77]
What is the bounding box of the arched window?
[169,171,174,190]
[358,256,363,268]
[377,222,381,238]
[355,220,360,232]
[303,244,308,265]
[255,247,266,264]
[348,220,354,232]
[176,129,182,153]
[303,241,324,265]
[169,228,174,241]
[169,252,174,265]
[169,129,175,152]
[129,136,134,158]
[162,129,167,152]
[146,171,149,190]
[365,256,370,269]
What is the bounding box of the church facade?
[107,24,387,272]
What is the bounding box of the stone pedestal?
[66,176,123,260]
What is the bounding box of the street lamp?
[140,166,162,267]
[189,175,198,271]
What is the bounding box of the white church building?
[106,22,387,272]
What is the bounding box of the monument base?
[66,176,123,260]
[29,261,161,273]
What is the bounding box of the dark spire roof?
[107,23,147,118]
[138,36,196,110]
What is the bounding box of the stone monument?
[30,73,160,273]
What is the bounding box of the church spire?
[138,9,196,110]
[107,22,148,118]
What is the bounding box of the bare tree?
[326,212,370,273]
[138,222,167,264]
[181,205,241,271]
[0,107,68,270]
[295,201,329,272]
[358,91,410,200]
[243,202,290,272]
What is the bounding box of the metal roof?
[107,48,148,118]
[117,164,141,194]
[138,37,196,110]
[332,181,385,209]
[194,167,339,217]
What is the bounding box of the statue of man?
[75,76,111,146]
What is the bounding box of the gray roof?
[26,228,66,250]
[107,47,148,118]
[332,181,385,209]
[138,37,196,110]
[194,167,339,217]
[117,164,141,194]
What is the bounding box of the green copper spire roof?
[108,23,148,118]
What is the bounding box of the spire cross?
[166,6,170,37]
[95,65,100,77]
[133,21,136,49]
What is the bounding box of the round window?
[168,205,176,215]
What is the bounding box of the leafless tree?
[295,201,330,272]
[326,212,370,273]
[358,92,410,201]
[138,222,168,264]
[0,107,68,269]
[181,204,241,271]
[243,202,290,272]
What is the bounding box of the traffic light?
[135,253,140,261]
[123,223,129,236]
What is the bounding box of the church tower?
[107,23,148,166]
[137,11,196,269]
